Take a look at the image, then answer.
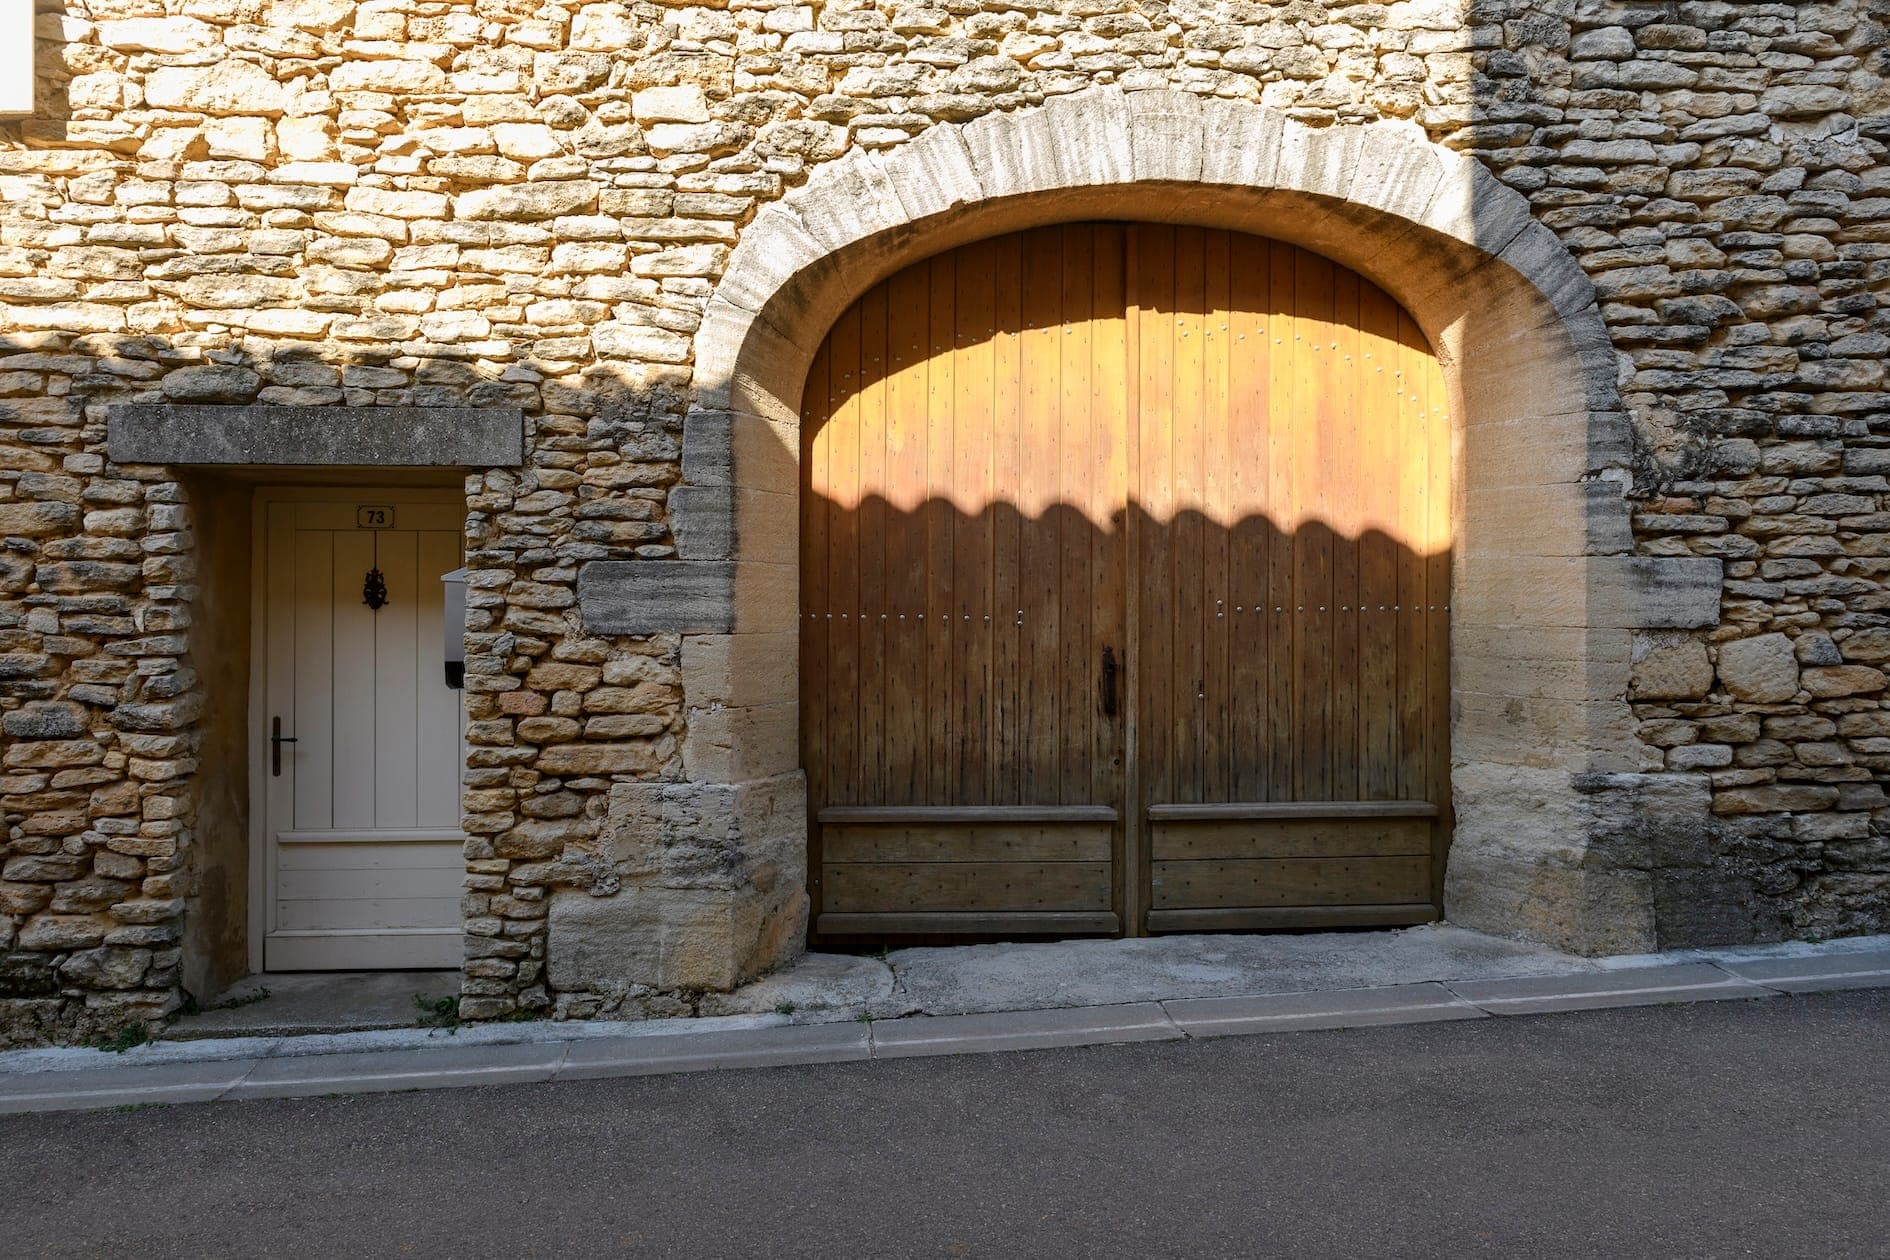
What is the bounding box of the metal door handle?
[1101,646,1118,718]
[271,715,298,777]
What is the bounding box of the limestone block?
[1039,88,1134,189]
[1456,556,1720,631]
[669,485,733,562]
[546,877,807,992]
[145,61,288,116]
[579,560,734,635]
[1126,89,1206,186]
[330,61,448,94]
[787,149,910,256]
[454,181,599,221]
[680,409,797,493]
[961,105,1074,199]
[695,295,810,424]
[1199,96,1284,191]
[0,502,78,537]
[682,700,799,783]
[605,773,804,891]
[534,740,675,777]
[1801,666,1887,699]
[1463,481,1631,558]
[884,123,983,223]
[1273,120,1363,205]
[1455,690,1638,774]
[713,485,791,566]
[1717,633,1798,703]
[96,17,220,52]
[1454,624,1630,704]
[1711,785,1841,815]
[593,322,690,363]
[56,946,151,990]
[1348,122,1448,225]
[634,86,710,123]
[1630,635,1714,701]
[107,405,523,466]
[680,633,798,710]
[714,204,827,318]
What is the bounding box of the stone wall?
[0,0,1886,1043]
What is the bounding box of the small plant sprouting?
[414,993,461,1030]
[92,1023,151,1054]
[774,1001,797,1016]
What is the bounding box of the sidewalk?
[4,929,1888,1115]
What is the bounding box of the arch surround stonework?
[572,88,1723,992]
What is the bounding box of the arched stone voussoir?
[693,294,812,426]
[1122,88,1210,186]
[966,87,1135,196]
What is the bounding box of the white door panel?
[260,488,466,971]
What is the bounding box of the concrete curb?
[4,942,1888,1116]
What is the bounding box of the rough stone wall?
[0,0,1886,1042]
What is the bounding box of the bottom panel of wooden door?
[266,832,463,970]
[813,807,1122,939]
[1142,802,1442,932]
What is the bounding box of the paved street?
[7,990,1888,1258]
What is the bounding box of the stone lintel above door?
[105,405,525,467]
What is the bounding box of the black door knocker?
[362,530,389,611]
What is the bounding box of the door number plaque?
[356,505,396,529]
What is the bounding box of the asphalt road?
[7,990,1889,1259]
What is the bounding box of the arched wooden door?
[800,224,1451,941]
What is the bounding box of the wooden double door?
[800,224,1451,941]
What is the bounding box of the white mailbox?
[440,567,467,689]
[0,5,34,119]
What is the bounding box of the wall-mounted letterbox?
[441,567,467,689]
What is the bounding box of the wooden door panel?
[803,224,1451,941]
[824,861,1113,914]
[1128,226,1450,930]
[1149,856,1432,910]
[1149,819,1433,861]
[804,225,1131,938]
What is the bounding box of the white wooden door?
[258,489,466,970]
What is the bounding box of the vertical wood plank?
[829,301,863,805]
[1228,232,1271,802]
[800,334,831,886]
[856,283,889,805]
[1019,227,1062,805]
[373,527,420,829]
[1357,281,1402,801]
[926,254,956,803]
[1329,265,1361,801]
[1265,240,1297,805]
[885,266,929,804]
[291,527,335,830]
[1059,225,1094,806]
[1201,229,1233,803]
[954,243,996,806]
[330,528,378,831]
[990,233,1025,805]
[1291,251,1334,802]
[1172,227,1206,805]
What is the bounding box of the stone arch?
[578,88,1721,980]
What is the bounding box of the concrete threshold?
[3,935,1887,1116]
